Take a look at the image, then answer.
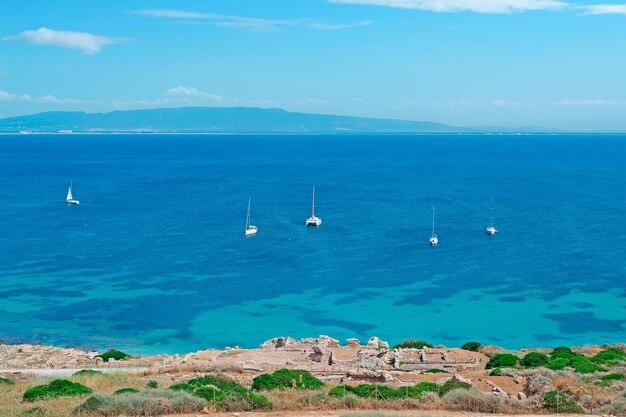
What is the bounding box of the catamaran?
[66,181,79,205]
[305,186,322,227]
[486,196,497,236]
[244,197,258,237]
[429,206,438,246]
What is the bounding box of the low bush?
[96,349,129,362]
[114,387,140,395]
[544,347,605,373]
[72,369,104,377]
[392,339,433,349]
[545,358,569,370]
[601,373,625,383]
[251,369,324,390]
[599,398,626,415]
[592,348,626,365]
[73,389,205,415]
[23,379,92,401]
[329,381,440,400]
[485,353,520,369]
[461,341,482,352]
[522,352,550,368]
[146,380,158,389]
[423,368,448,374]
[439,379,472,396]
[19,407,46,416]
[0,376,16,385]
[442,388,501,412]
[170,374,272,411]
[543,391,583,413]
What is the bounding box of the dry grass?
[0,373,148,417]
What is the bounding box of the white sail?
[246,197,251,230]
[66,185,73,201]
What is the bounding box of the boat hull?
[306,216,322,227]
[66,199,80,205]
[245,226,258,237]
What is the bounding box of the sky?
[1,0,626,130]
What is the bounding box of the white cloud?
[310,20,372,30]
[0,89,84,103]
[294,98,328,106]
[131,8,294,32]
[3,27,123,54]
[491,98,534,107]
[165,86,223,101]
[551,99,622,106]
[579,4,626,15]
[328,0,566,13]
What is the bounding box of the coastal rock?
[259,337,297,349]
[347,338,360,348]
[309,345,325,363]
[451,374,472,384]
[518,392,527,400]
[357,349,390,369]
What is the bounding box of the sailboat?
[66,181,80,205]
[244,197,258,237]
[486,196,497,236]
[429,206,438,246]
[305,186,322,227]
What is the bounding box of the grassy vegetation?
[438,379,472,396]
[460,341,481,352]
[423,368,448,374]
[73,389,205,415]
[72,370,104,377]
[544,347,606,373]
[95,349,129,362]
[392,339,433,349]
[22,379,92,402]
[113,387,140,394]
[543,390,583,413]
[329,381,441,400]
[170,374,272,411]
[0,377,16,385]
[252,369,324,391]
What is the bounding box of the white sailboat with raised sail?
[66,181,80,205]
[486,196,497,236]
[244,197,258,237]
[305,186,322,227]
[429,206,438,246]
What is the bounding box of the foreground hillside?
[1,335,625,416]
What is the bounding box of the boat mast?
[311,186,315,217]
[246,197,251,230]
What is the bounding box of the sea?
[0,134,624,355]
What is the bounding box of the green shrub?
[522,352,550,368]
[568,356,605,373]
[489,367,503,376]
[19,407,46,416]
[439,379,472,396]
[23,379,92,401]
[251,369,324,390]
[96,349,129,362]
[73,389,205,415]
[392,339,433,350]
[543,391,582,413]
[169,374,272,410]
[550,346,573,356]
[330,381,439,400]
[545,358,569,370]
[423,368,448,374]
[601,373,625,382]
[72,369,104,377]
[485,353,520,369]
[113,387,140,395]
[146,380,158,389]
[592,348,626,365]
[0,377,16,385]
[460,342,481,352]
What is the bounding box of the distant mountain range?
[0,106,558,134]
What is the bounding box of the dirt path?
[169,410,598,417]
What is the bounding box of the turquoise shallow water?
[0,134,624,354]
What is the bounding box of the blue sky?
[1,0,626,130]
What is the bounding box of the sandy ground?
[168,410,599,417]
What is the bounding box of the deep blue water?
[0,134,624,354]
